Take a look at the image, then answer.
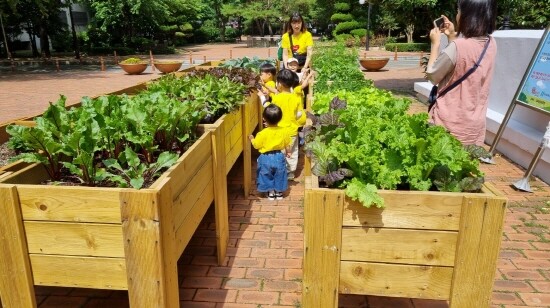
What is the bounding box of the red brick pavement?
[1,43,549,308]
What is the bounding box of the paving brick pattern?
[1,44,549,308]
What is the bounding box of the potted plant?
[119,57,148,75]
[153,60,183,74]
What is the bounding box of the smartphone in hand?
[434,17,445,29]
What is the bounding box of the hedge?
[384,43,430,52]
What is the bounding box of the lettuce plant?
[306,90,485,208]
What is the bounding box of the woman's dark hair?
[456,0,497,37]
[276,69,296,89]
[259,63,276,76]
[263,104,283,125]
[286,12,307,34]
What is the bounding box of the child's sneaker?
[275,192,284,200]
[267,191,276,201]
[287,172,295,180]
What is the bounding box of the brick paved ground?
[1,43,549,308]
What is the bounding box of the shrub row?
[384,43,430,52]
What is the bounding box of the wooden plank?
[174,183,214,256]
[449,195,507,308]
[30,254,127,290]
[242,98,252,196]
[157,132,211,199]
[172,158,214,231]
[342,192,463,230]
[24,221,124,257]
[472,195,507,306]
[303,188,343,308]
[0,163,50,184]
[339,261,453,300]
[121,189,177,307]
[210,121,229,265]
[157,178,180,307]
[341,227,458,266]
[225,138,242,175]
[0,185,37,307]
[18,186,122,223]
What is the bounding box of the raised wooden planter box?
[0,131,229,307]
[303,176,507,308]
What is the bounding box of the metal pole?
[366,2,372,51]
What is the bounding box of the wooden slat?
[0,185,37,307]
[343,191,463,230]
[18,186,122,223]
[303,188,343,308]
[449,195,507,307]
[242,98,253,196]
[30,254,127,290]
[341,227,458,266]
[339,261,453,300]
[174,183,214,256]
[156,179,180,306]
[210,121,229,265]
[172,158,214,230]
[0,163,50,184]
[121,189,177,307]
[225,138,242,175]
[25,221,124,257]
[157,132,211,199]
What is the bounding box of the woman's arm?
[303,46,313,70]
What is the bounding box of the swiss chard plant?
[7,91,205,187]
[147,72,248,123]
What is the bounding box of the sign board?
[515,26,550,115]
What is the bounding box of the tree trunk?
[39,20,51,58]
[267,21,273,36]
[26,21,39,57]
[405,23,414,43]
[68,3,80,59]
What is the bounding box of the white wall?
[415,30,550,184]
[486,30,549,184]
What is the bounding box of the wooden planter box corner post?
[303,176,507,308]
[0,131,230,307]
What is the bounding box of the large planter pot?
[359,57,390,71]
[118,63,148,75]
[154,61,183,74]
[0,131,230,307]
[303,176,507,308]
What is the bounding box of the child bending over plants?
[249,104,292,200]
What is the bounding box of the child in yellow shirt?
[249,104,291,200]
[258,63,277,98]
[259,69,306,180]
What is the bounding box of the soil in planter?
[0,142,16,168]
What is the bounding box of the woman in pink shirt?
[426,0,497,146]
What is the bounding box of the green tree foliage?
[84,0,203,48]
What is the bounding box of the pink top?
[429,37,497,145]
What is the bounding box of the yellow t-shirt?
[251,126,291,153]
[281,31,313,58]
[265,80,276,98]
[269,92,306,136]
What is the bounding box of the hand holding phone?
[434,17,445,29]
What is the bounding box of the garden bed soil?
[0,142,15,168]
